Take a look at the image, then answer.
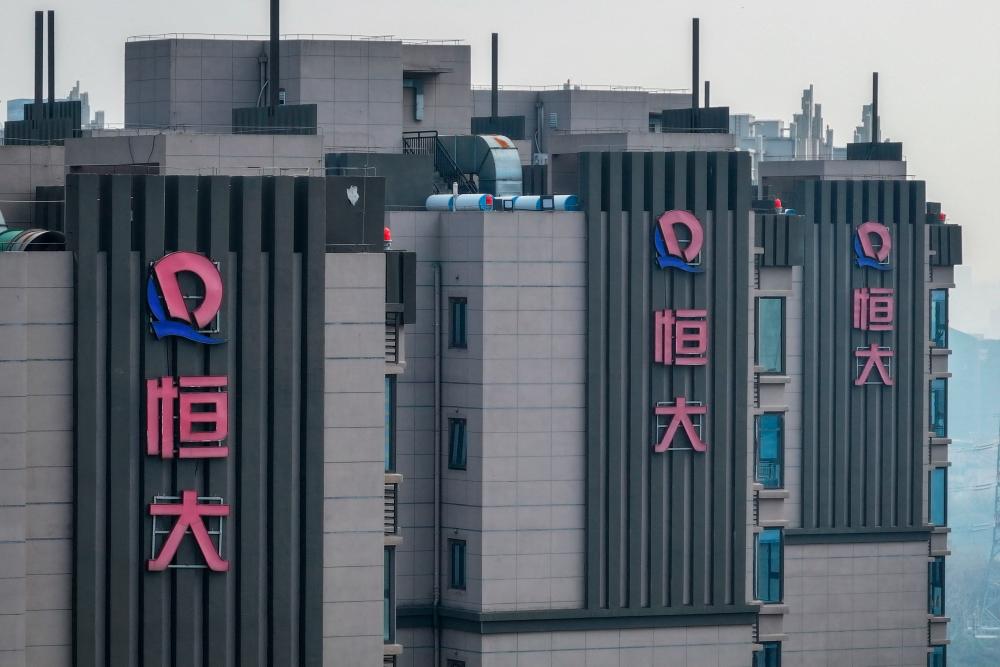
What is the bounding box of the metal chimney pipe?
[491,33,499,119]
[269,0,280,108]
[47,10,55,115]
[871,72,879,143]
[691,18,700,127]
[34,11,43,120]
[704,80,710,109]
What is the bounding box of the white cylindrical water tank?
[454,194,494,211]
[425,194,455,211]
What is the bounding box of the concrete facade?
[124,38,473,152]
[0,146,64,227]
[324,253,389,664]
[0,253,74,667]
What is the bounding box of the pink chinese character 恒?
[855,344,894,386]
[148,490,229,572]
[653,397,708,452]
[146,376,229,459]
[654,309,708,366]
[852,287,894,331]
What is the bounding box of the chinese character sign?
[144,251,231,573]
[650,212,709,454]
[852,223,894,387]
[654,309,708,366]
[146,376,229,459]
[852,288,894,332]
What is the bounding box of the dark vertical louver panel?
[68,174,325,666]
[580,151,752,616]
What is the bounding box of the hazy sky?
[2,0,997,335]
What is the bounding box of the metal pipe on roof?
[871,72,879,143]
[270,0,280,108]
[34,11,43,120]
[491,33,499,119]
[47,11,55,113]
[691,18,700,116]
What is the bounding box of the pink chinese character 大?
[653,397,708,452]
[852,287,894,331]
[654,309,708,366]
[148,490,230,572]
[855,344,894,386]
[146,376,229,459]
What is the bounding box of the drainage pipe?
[432,260,442,667]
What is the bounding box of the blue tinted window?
[930,289,948,348]
[930,379,947,438]
[928,556,945,616]
[756,414,783,489]
[384,547,394,642]
[928,645,946,667]
[756,298,785,373]
[755,528,783,603]
[753,642,781,667]
[448,418,467,470]
[930,468,947,526]
[449,297,468,348]
[385,376,395,472]
[449,539,467,590]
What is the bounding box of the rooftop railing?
[471,83,690,93]
[126,33,463,45]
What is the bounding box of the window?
[755,528,783,603]
[929,467,947,526]
[384,547,395,643]
[930,289,948,348]
[928,645,946,667]
[929,556,945,617]
[449,297,467,349]
[755,413,784,489]
[753,642,781,667]
[384,376,396,473]
[448,418,467,470]
[930,379,947,438]
[449,539,467,590]
[756,297,785,374]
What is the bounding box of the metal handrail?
[402,131,477,194]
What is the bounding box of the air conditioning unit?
[532,153,549,166]
[547,112,558,129]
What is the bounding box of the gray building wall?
[782,541,929,667]
[0,146,65,227]
[324,253,389,665]
[64,133,324,176]
[0,252,74,667]
[125,38,472,153]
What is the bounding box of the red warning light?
[774,198,782,210]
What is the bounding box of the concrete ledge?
[784,527,932,544]
[397,604,758,634]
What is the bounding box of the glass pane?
[450,299,467,348]
[757,414,783,489]
[756,528,782,603]
[449,419,467,469]
[930,290,948,348]
[384,548,391,641]
[929,645,945,667]
[928,557,944,616]
[930,379,947,438]
[384,377,394,472]
[930,468,947,526]
[757,298,784,373]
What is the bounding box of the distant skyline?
[1,0,996,335]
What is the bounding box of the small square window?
[449,297,468,349]
[449,539,467,590]
[448,418,467,470]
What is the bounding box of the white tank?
[454,194,494,211]
[425,194,455,211]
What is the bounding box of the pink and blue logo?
[854,221,892,271]
[147,251,224,345]
[653,210,704,273]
